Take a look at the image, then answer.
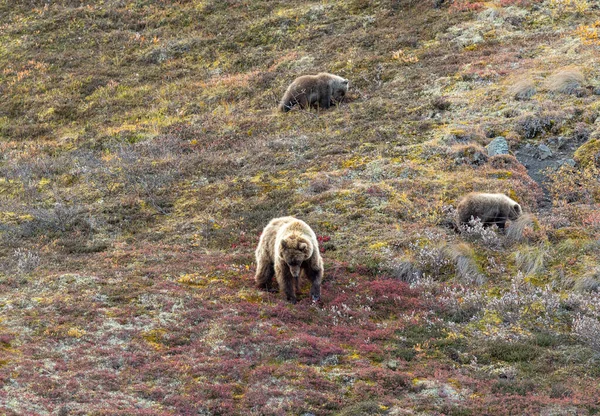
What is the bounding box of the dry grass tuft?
[545,67,585,95]
[574,269,600,293]
[446,243,485,285]
[506,213,545,244]
[385,258,423,283]
[511,78,536,100]
[514,243,550,276]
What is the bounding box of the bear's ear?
[299,242,307,251]
[514,204,521,213]
[342,79,349,85]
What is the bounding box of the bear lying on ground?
[279,73,349,112]
[457,192,522,231]
[255,216,323,304]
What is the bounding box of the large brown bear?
[255,217,323,304]
[457,192,522,231]
[279,73,349,112]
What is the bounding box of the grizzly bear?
[255,217,324,304]
[279,73,349,112]
[457,192,522,231]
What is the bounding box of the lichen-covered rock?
[486,136,509,156]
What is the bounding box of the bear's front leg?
[319,93,331,110]
[304,263,323,302]
[297,92,309,110]
[276,264,297,304]
[496,219,506,233]
[293,274,300,296]
[283,274,297,304]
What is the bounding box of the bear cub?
[457,192,522,231]
[255,216,324,304]
[279,72,349,112]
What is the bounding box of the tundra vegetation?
[0,0,599,415]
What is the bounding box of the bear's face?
[280,238,313,278]
[508,203,522,220]
[332,79,349,104]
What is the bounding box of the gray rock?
[556,136,568,149]
[486,136,509,156]
[538,144,553,160]
[561,158,576,167]
[386,360,399,371]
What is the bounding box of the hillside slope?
[1,1,600,415]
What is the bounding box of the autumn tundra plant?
[546,164,600,204]
[515,113,553,139]
[573,314,600,353]
[13,248,40,275]
[458,218,503,249]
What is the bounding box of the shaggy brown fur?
[279,73,348,112]
[255,217,324,304]
[457,193,522,231]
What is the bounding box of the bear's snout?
[289,264,301,278]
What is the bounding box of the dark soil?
[514,136,584,209]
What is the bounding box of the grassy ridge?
[1,0,600,414]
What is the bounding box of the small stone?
[538,144,553,160]
[561,158,576,167]
[486,136,509,156]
